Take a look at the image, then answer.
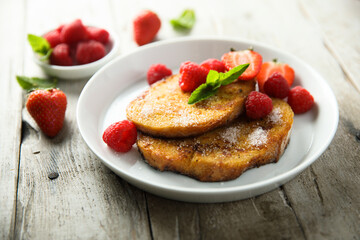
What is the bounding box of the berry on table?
[245,91,273,119]
[178,61,208,92]
[263,72,290,99]
[287,86,314,114]
[133,10,161,46]
[102,120,137,152]
[76,40,106,64]
[50,43,73,66]
[26,89,67,137]
[221,49,263,80]
[147,64,172,85]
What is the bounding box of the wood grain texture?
[0,1,25,239]
[0,0,359,239]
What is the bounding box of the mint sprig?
[188,63,249,104]
[27,34,52,61]
[16,75,57,91]
[170,9,196,31]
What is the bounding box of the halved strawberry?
[221,49,262,80]
[256,59,295,92]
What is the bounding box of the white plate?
[77,37,338,203]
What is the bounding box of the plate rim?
[77,36,339,199]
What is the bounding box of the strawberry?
[256,59,295,92]
[221,49,262,80]
[60,19,88,45]
[26,89,67,137]
[75,40,106,65]
[87,26,110,44]
[133,10,161,46]
[50,43,73,66]
[44,30,61,48]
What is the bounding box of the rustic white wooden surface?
[1,0,359,239]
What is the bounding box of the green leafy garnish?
[170,9,196,31]
[188,63,249,105]
[16,75,57,91]
[27,34,52,61]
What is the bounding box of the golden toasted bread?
[137,99,294,182]
[126,74,255,138]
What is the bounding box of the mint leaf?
[27,34,52,60]
[206,70,220,87]
[188,83,219,105]
[188,63,250,104]
[219,63,249,85]
[170,9,195,31]
[16,75,57,91]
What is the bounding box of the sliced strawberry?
[221,49,262,80]
[256,59,295,92]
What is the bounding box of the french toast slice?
[137,99,294,182]
[126,74,255,138]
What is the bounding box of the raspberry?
[75,40,106,64]
[245,91,273,119]
[179,61,192,74]
[147,64,172,85]
[60,19,88,45]
[178,62,208,92]
[102,120,137,152]
[263,72,290,99]
[200,58,226,73]
[44,30,61,48]
[50,43,73,66]
[287,86,314,114]
[87,26,110,44]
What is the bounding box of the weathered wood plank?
[14,0,151,239]
[0,1,25,239]
[300,0,360,92]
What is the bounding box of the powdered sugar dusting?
[248,127,267,147]
[221,126,240,145]
[268,107,282,124]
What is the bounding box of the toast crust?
[137,99,294,182]
[126,74,255,138]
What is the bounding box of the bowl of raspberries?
[30,19,119,80]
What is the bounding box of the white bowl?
[34,28,119,80]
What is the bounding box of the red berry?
[200,58,226,73]
[44,30,61,48]
[147,64,172,85]
[256,59,295,92]
[245,91,273,119]
[133,10,161,46]
[263,72,290,99]
[50,43,73,66]
[221,49,263,80]
[178,62,208,92]
[287,86,314,114]
[102,120,137,152]
[76,40,106,65]
[60,19,88,45]
[87,26,110,44]
[26,89,67,137]
[179,61,192,74]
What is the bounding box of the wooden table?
[1,0,359,239]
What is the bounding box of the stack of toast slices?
[127,74,294,182]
